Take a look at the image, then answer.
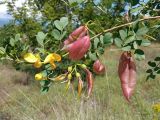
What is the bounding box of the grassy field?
[0,44,160,120]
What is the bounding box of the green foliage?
[134,49,145,61]
[146,56,160,80]
[54,17,68,31]
[103,33,113,45]
[36,32,47,47]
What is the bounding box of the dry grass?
[0,44,160,120]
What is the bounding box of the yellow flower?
[35,73,43,80]
[34,61,42,68]
[24,53,38,63]
[43,53,61,70]
[24,53,61,70]
[24,53,42,68]
[33,54,42,68]
[153,103,160,113]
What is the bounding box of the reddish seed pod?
[78,77,83,97]
[64,26,88,45]
[93,60,106,75]
[64,36,90,60]
[118,52,136,101]
[85,68,93,97]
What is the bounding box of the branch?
[91,16,160,40]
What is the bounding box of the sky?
[0,0,25,19]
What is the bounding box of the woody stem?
[91,16,160,40]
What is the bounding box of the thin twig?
[145,34,157,41]
[91,16,160,40]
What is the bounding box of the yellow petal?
[34,61,42,68]
[52,53,61,62]
[35,73,43,80]
[43,54,53,64]
[24,53,38,63]
[44,53,61,64]
[50,61,56,70]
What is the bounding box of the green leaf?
[114,38,122,48]
[36,32,47,46]
[36,48,45,53]
[149,73,156,79]
[155,57,160,61]
[133,41,138,49]
[124,35,135,44]
[40,80,47,86]
[89,52,97,61]
[119,30,127,40]
[94,38,99,49]
[68,0,76,4]
[0,47,5,54]
[10,38,15,46]
[148,61,156,67]
[132,19,139,29]
[54,17,68,31]
[60,31,67,40]
[97,47,104,55]
[54,20,63,31]
[15,34,20,41]
[146,75,150,81]
[100,35,104,45]
[60,17,68,29]
[157,69,160,74]
[140,39,151,46]
[146,69,152,73]
[146,73,156,80]
[40,87,49,94]
[136,27,149,36]
[103,33,113,45]
[42,70,48,77]
[134,49,145,61]
[52,29,61,40]
[122,46,131,51]
[40,80,51,87]
[132,0,140,6]
[136,40,142,46]
[131,6,143,14]
[76,0,84,3]
[128,31,135,36]
[154,67,159,71]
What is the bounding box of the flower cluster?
[24,53,61,80]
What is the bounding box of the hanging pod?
[118,52,137,101]
[93,59,106,75]
[64,26,88,45]
[64,36,90,60]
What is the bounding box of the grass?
[0,44,160,120]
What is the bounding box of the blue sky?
[0,0,25,19]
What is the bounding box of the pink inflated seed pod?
[84,68,93,97]
[118,52,136,101]
[64,26,87,45]
[93,60,106,75]
[64,36,90,60]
